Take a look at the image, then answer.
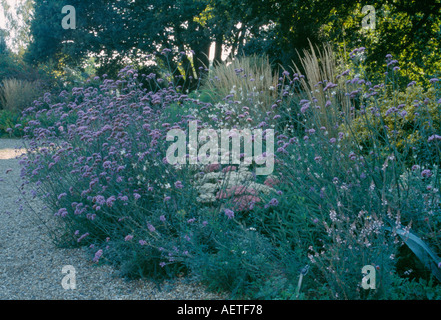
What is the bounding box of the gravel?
[0,138,226,300]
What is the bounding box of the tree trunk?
[213,37,223,66]
[190,39,211,90]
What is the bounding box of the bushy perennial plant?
[16,49,441,299]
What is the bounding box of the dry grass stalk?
[290,41,351,133]
[203,55,279,114]
[0,78,40,112]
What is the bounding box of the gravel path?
[0,138,226,300]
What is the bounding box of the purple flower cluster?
[224,209,235,219]
[19,65,217,266]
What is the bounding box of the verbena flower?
[94,195,106,206]
[428,134,441,142]
[77,232,89,243]
[224,209,234,219]
[421,169,432,178]
[55,208,68,217]
[268,198,279,207]
[106,196,116,207]
[57,193,67,200]
[147,223,156,232]
[92,249,103,263]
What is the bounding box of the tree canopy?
[23,0,441,88]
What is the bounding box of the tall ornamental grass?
[199,55,279,127]
[0,78,41,112]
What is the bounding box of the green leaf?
[388,227,441,282]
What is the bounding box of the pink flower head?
[264,176,280,188]
[216,185,257,200]
[222,165,237,173]
[206,163,221,172]
[233,195,260,211]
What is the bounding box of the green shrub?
[346,83,441,166]
[388,275,441,300]
[0,109,28,137]
[184,216,300,298]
